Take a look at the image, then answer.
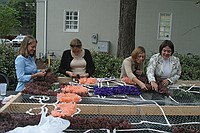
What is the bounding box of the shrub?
[91,51,123,78]
[50,56,65,77]
[0,45,17,90]
[174,53,200,80]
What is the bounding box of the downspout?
[43,0,47,59]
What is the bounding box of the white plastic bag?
[7,109,70,133]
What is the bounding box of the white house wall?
[136,0,200,56]
[36,0,120,58]
[36,0,200,58]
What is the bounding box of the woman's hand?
[31,71,46,79]
[150,81,158,91]
[37,71,46,77]
[138,81,147,90]
[80,73,89,78]
[66,71,78,78]
[161,79,169,86]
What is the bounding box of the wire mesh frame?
[62,114,200,133]
[1,105,200,132]
[11,86,200,106]
[7,85,200,117]
[2,103,200,133]
[2,84,200,132]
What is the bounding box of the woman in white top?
[146,40,181,92]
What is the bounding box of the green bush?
[50,57,65,77]
[174,53,200,80]
[91,51,123,78]
[0,45,17,90]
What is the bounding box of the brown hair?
[159,40,174,55]
[18,35,37,57]
[131,46,146,61]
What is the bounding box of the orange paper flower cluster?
[79,78,97,84]
[57,92,81,103]
[61,85,88,94]
[51,102,77,117]
[121,77,136,85]
[51,85,85,117]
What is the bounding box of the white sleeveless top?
[70,49,86,74]
[161,58,172,78]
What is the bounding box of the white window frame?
[157,12,172,40]
[63,10,79,32]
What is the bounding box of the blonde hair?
[131,46,146,61]
[70,38,82,46]
[18,35,37,57]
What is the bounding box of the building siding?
[36,0,200,59]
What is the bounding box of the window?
[64,10,79,32]
[157,12,172,40]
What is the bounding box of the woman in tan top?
[120,46,147,90]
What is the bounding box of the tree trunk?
[117,0,137,59]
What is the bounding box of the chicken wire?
[12,84,200,106]
[62,114,200,133]
[3,83,200,133]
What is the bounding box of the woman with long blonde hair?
[15,35,46,91]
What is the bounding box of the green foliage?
[91,51,123,78]
[172,89,195,103]
[0,4,21,36]
[0,45,17,90]
[174,53,200,80]
[50,57,65,77]
[7,0,36,35]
